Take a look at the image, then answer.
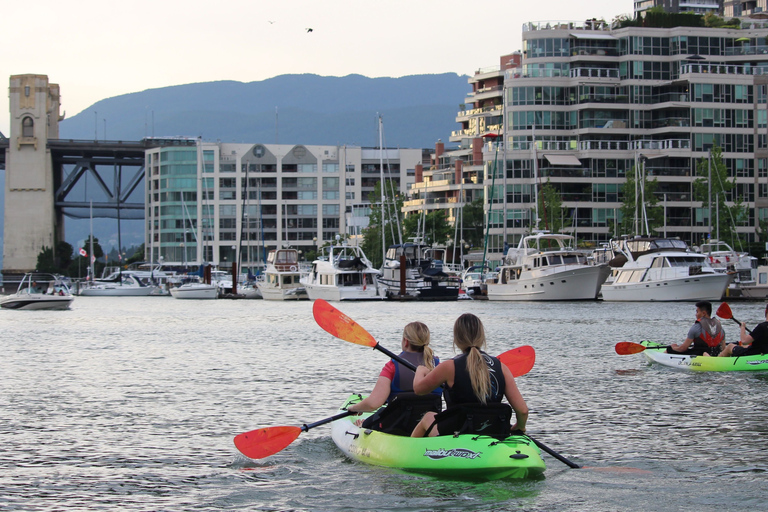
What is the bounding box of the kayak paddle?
[615,341,670,355]
[234,410,354,459]
[312,299,582,469]
[312,298,536,377]
[715,302,752,334]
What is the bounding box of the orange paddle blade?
[234,425,302,459]
[615,342,646,355]
[313,299,377,347]
[715,302,733,320]
[497,345,535,378]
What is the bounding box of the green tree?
[459,198,485,249]
[403,209,453,246]
[539,180,571,234]
[68,236,106,278]
[361,181,404,269]
[693,145,747,247]
[618,162,663,237]
[35,241,74,275]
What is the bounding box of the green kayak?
[641,341,768,371]
[330,395,546,480]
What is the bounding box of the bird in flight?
[306,28,313,32]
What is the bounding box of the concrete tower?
[3,74,63,275]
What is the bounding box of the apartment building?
[406,15,768,269]
[635,1,722,16]
[144,141,424,269]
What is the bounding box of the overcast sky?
[1,0,632,137]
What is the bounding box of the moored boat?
[639,341,768,371]
[377,243,461,301]
[169,282,218,299]
[0,273,74,310]
[487,232,610,301]
[257,249,309,300]
[600,237,731,302]
[302,243,382,301]
[330,394,546,480]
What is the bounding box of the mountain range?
[1,73,471,269]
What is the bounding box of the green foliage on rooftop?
[617,8,742,30]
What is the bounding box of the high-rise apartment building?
[408,15,768,268]
[144,141,424,269]
[635,1,722,16]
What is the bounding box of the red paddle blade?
[497,345,535,377]
[234,426,302,459]
[615,342,646,355]
[313,299,377,348]
[715,302,733,320]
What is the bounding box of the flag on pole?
[91,256,96,264]
[79,248,88,257]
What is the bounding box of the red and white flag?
[79,248,88,257]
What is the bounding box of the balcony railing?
[680,63,768,76]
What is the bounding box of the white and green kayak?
[640,341,768,371]
[330,395,546,480]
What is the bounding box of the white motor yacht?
[487,232,610,301]
[79,271,158,296]
[169,282,218,299]
[257,249,309,300]
[600,237,732,302]
[302,244,382,301]
[1,273,75,310]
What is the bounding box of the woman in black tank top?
[410,313,529,437]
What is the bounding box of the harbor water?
[1,297,766,511]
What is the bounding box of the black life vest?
[446,350,505,405]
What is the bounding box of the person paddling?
[346,322,440,419]
[718,303,768,357]
[410,313,528,438]
[667,301,725,356]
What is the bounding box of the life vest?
[695,317,725,348]
[446,350,505,405]
[388,351,441,403]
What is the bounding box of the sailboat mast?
[532,129,539,231]
[89,200,94,280]
[379,114,385,266]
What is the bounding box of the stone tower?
[3,74,63,275]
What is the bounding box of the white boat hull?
[600,273,731,301]
[169,284,218,299]
[1,294,74,310]
[305,283,383,301]
[79,285,157,296]
[258,285,308,300]
[487,265,610,301]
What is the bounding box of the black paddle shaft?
[301,411,354,432]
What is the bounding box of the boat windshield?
[666,256,706,267]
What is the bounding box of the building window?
[22,117,34,137]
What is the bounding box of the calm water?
[1,297,766,511]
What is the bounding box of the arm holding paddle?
[347,376,391,413]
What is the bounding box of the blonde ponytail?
[403,321,435,370]
[453,313,490,403]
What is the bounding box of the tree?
[459,198,485,249]
[539,180,571,234]
[693,145,747,247]
[361,181,404,269]
[35,241,74,275]
[403,209,453,246]
[618,162,663,237]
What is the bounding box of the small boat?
[330,395,546,480]
[377,243,461,301]
[639,341,768,372]
[79,271,158,296]
[1,273,75,310]
[169,282,218,299]
[257,249,309,300]
[600,237,732,302]
[487,232,610,301]
[738,265,768,299]
[302,243,382,301]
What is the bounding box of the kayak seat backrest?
[432,403,512,439]
[361,392,442,436]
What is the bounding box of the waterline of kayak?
[1,297,766,511]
